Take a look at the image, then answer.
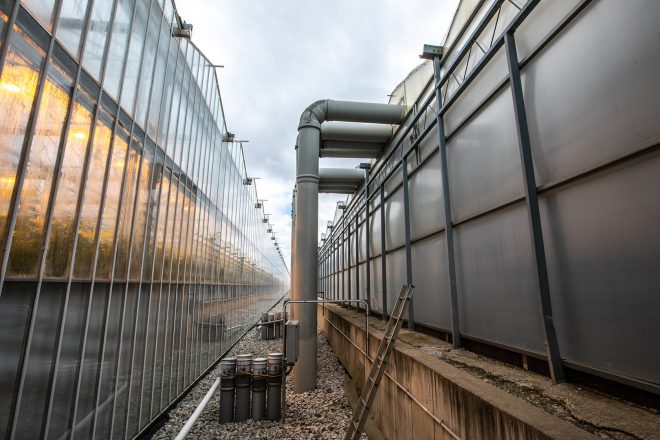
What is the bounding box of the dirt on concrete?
[377,322,660,440]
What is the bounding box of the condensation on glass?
[0,1,289,439]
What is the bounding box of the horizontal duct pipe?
[320,140,383,158]
[321,123,395,142]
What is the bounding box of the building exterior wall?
[0,0,288,438]
[319,0,660,395]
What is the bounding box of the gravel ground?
[150,307,357,439]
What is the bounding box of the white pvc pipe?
[175,377,222,440]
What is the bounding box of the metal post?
[432,54,462,348]
[355,213,360,309]
[504,31,564,383]
[401,157,414,329]
[364,171,371,312]
[379,185,388,320]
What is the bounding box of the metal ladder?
[344,284,415,440]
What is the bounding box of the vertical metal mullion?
[365,173,371,313]
[178,73,202,392]
[355,213,360,308]
[8,0,90,434]
[0,0,22,77]
[347,212,352,305]
[432,54,462,348]
[185,68,206,384]
[44,0,122,434]
[379,185,388,320]
[69,0,141,433]
[166,42,194,404]
[93,0,156,434]
[122,13,175,436]
[152,43,182,412]
[402,157,414,329]
[193,108,212,379]
[504,31,564,383]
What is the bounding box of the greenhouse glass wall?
[0,0,288,438]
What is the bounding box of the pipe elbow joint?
[298,99,329,130]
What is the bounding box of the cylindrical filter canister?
[261,313,269,340]
[218,357,236,423]
[266,352,283,421]
[267,313,275,339]
[274,312,283,339]
[251,357,268,421]
[235,354,253,422]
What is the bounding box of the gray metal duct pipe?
[320,123,394,142]
[293,99,405,393]
[320,141,384,158]
[318,168,365,193]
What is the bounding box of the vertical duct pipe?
[218,357,236,423]
[234,354,253,421]
[293,100,405,392]
[251,357,267,420]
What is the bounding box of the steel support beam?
[401,157,414,329]
[432,55,462,348]
[505,31,564,383]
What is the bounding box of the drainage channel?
[148,305,361,440]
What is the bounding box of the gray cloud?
[175,0,458,266]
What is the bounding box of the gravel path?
[150,308,357,439]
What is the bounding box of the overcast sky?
[175,0,459,268]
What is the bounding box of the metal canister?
[251,357,268,420]
[218,357,236,423]
[261,312,269,340]
[267,313,275,339]
[235,354,253,422]
[266,352,283,421]
[274,312,283,339]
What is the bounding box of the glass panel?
[152,168,171,282]
[12,284,66,439]
[22,0,56,31]
[161,39,180,153]
[141,148,163,281]
[133,0,160,126]
[127,144,153,281]
[81,0,115,80]
[95,121,129,278]
[103,0,134,99]
[73,107,113,279]
[113,133,141,280]
[46,283,88,439]
[120,0,148,113]
[6,55,73,277]
[146,16,170,140]
[44,85,96,278]
[55,0,91,60]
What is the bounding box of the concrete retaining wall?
[318,304,596,440]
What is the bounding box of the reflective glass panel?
[128,143,153,280]
[146,16,170,140]
[134,0,161,127]
[95,121,129,278]
[73,107,113,279]
[45,85,96,278]
[7,54,73,277]
[22,0,56,31]
[119,0,148,112]
[81,0,115,80]
[103,0,134,99]
[113,133,141,280]
[55,0,91,60]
